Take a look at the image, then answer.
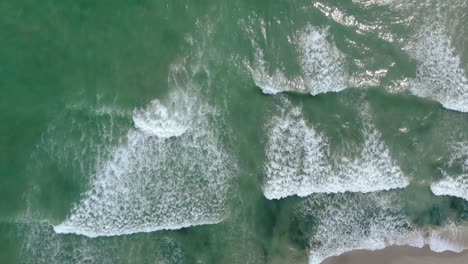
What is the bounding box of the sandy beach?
[323,246,468,264]
[322,225,468,264]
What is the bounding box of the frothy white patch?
[249,26,347,95]
[399,127,410,133]
[297,193,468,264]
[352,0,402,8]
[424,225,468,253]
[298,193,412,264]
[298,26,348,95]
[54,75,234,237]
[133,92,191,138]
[263,99,329,199]
[431,173,468,202]
[263,100,408,199]
[410,23,468,112]
[431,142,468,201]
[448,143,468,171]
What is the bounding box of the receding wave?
[248,25,347,96]
[296,192,468,264]
[54,64,235,238]
[263,99,408,199]
[431,142,468,201]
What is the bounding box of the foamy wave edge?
[315,225,468,264]
[247,24,348,96]
[408,21,468,113]
[53,218,223,238]
[132,92,192,138]
[431,175,468,202]
[430,142,468,202]
[263,101,409,200]
[265,183,408,200]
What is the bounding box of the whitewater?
[263,98,409,199]
[54,60,236,237]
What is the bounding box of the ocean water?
[1,0,468,263]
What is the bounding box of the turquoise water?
[1,0,468,263]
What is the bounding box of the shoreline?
[323,245,468,264]
[322,224,468,264]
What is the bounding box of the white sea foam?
[424,225,468,253]
[249,26,347,95]
[409,23,468,112]
[263,99,329,199]
[263,99,408,199]
[431,142,468,201]
[296,193,468,264]
[351,0,404,8]
[54,65,235,238]
[447,143,468,171]
[132,92,191,138]
[431,173,468,202]
[297,26,348,95]
[298,193,412,264]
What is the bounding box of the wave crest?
[132,93,191,138]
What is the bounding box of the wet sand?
[323,225,468,264]
[323,246,468,264]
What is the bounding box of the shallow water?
[1,0,468,263]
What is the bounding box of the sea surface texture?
[1,1,468,263]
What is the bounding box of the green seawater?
[1,0,468,263]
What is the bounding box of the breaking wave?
[409,22,468,112]
[132,92,191,138]
[249,25,348,96]
[431,142,468,201]
[263,99,408,199]
[54,63,235,238]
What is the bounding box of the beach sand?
[323,246,468,264]
[323,225,468,264]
